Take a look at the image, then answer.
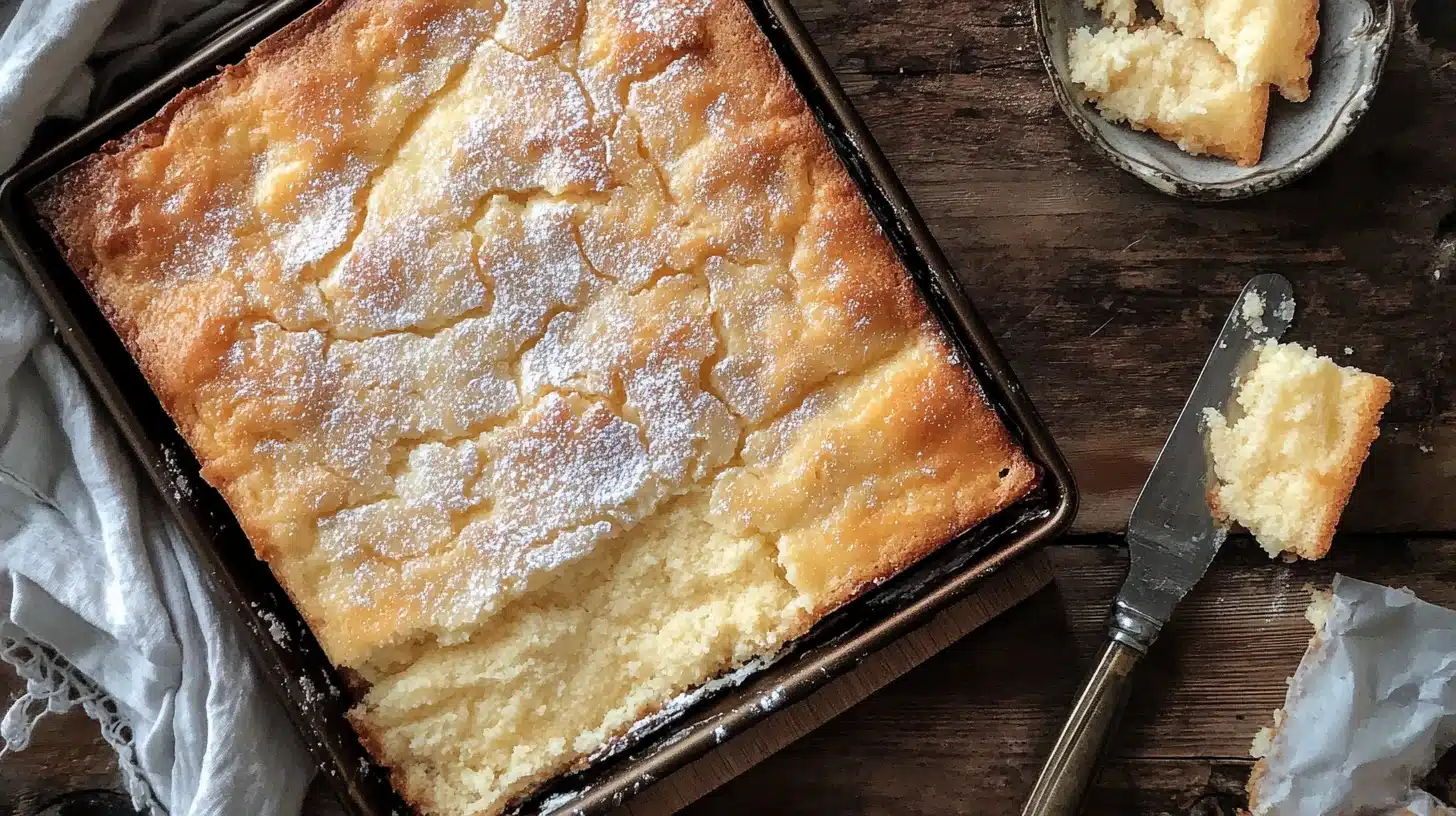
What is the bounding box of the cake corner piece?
[1205,340,1391,560]
[1067,25,1270,167]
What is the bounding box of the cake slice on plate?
[1153,0,1321,101]
[1068,25,1270,166]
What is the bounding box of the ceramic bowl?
[1033,0,1395,200]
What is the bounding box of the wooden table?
[5,0,1454,813]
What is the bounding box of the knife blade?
[1114,272,1294,641]
[1021,273,1295,816]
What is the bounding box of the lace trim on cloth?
[0,635,163,814]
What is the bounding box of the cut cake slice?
[1204,340,1391,560]
[1153,0,1321,101]
[1068,25,1270,166]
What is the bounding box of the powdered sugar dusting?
[430,394,654,624]
[519,277,739,484]
[630,0,712,39]
[88,3,1001,788]
[495,0,584,57]
[269,158,372,277]
[323,216,487,336]
[447,43,610,202]
[477,199,600,351]
[165,198,245,280]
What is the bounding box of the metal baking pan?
[0,0,1077,813]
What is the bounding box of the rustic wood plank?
[790,0,1456,534]
[687,536,1456,815]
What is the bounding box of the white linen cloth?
[0,0,312,812]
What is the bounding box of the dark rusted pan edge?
[0,0,1077,813]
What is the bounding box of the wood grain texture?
[790,0,1456,533]
[0,673,124,816]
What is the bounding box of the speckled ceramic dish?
[1034,0,1394,200]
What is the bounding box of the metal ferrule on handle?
[1018,604,1163,816]
[1107,600,1162,654]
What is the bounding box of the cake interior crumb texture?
[1067,26,1270,166]
[1084,0,1137,26]
[29,0,1038,812]
[1205,341,1390,560]
[1152,0,1320,101]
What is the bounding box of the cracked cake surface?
[32,0,1037,811]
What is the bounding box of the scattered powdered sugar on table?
[158,444,193,502]
[256,609,289,647]
[297,675,321,707]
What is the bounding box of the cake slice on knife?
[1206,339,1391,560]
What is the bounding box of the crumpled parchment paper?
[1247,574,1456,815]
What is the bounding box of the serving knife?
[1020,273,1295,816]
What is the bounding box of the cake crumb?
[1273,295,1294,323]
[1156,0,1319,102]
[297,676,321,707]
[258,610,289,646]
[1241,291,1268,334]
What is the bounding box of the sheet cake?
[33,0,1038,811]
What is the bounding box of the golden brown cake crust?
[1295,373,1390,558]
[1206,342,1391,560]
[1155,86,1267,168]
[33,0,1036,811]
[1280,0,1320,102]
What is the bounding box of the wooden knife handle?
[1018,639,1142,816]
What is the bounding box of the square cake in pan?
[32,0,1038,811]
